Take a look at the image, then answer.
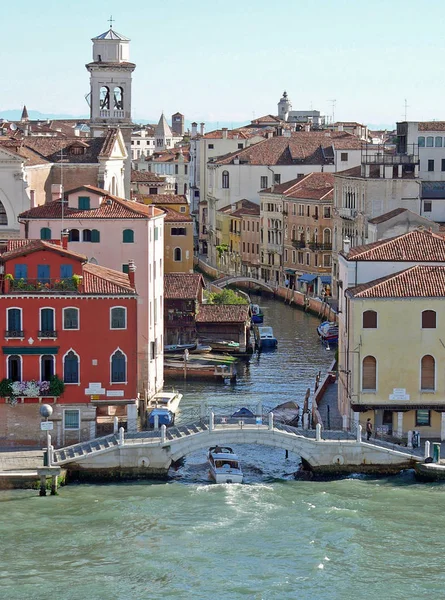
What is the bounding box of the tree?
[205,288,248,305]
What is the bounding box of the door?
[41,355,54,381]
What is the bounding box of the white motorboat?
[146,391,183,424]
[208,446,243,484]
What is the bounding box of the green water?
[1,298,442,599]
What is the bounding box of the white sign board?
[106,390,124,397]
[40,421,54,431]
[389,388,410,401]
[85,382,105,395]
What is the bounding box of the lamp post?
[38,404,60,496]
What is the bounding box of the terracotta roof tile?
[130,170,167,183]
[135,194,188,205]
[164,273,204,299]
[203,129,250,140]
[336,165,416,179]
[261,172,334,200]
[346,265,445,298]
[82,263,136,295]
[1,239,87,262]
[418,122,445,132]
[367,208,408,224]
[196,304,249,323]
[345,230,445,261]
[162,207,193,222]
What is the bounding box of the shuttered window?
[422,310,436,329]
[362,356,376,390]
[363,310,377,329]
[421,355,435,390]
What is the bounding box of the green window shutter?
[40,227,51,240]
[78,196,91,210]
[91,229,100,243]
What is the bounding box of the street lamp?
[40,404,53,468]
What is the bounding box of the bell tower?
[278,91,291,122]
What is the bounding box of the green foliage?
[206,288,248,305]
[216,244,229,257]
[49,375,65,397]
[4,273,14,281]
[0,378,13,398]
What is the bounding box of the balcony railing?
[5,330,24,338]
[309,243,332,251]
[38,330,58,338]
[8,277,79,293]
[291,240,306,249]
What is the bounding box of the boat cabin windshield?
[215,460,239,469]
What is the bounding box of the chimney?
[61,229,69,249]
[304,123,311,132]
[147,204,156,216]
[51,184,63,202]
[191,122,198,138]
[128,259,136,288]
[74,128,80,137]
[233,155,240,165]
[343,237,351,255]
[337,123,344,131]
[200,122,205,136]
[222,127,228,139]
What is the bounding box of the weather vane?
[109,15,114,28]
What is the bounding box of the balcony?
[7,277,80,293]
[5,330,24,338]
[38,330,58,338]
[292,240,306,249]
[337,207,357,220]
[309,243,332,251]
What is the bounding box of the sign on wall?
[389,388,410,401]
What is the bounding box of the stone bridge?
[52,415,420,480]
[213,276,276,293]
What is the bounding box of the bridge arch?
[213,276,275,293]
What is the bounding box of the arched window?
[83,229,92,242]
[323,228,331,246]
[40,227,51,240]
[123,229,134,243]
[111,349,126,383]
[363,310,377,329]
[41,355,55,382]
[91,230,100,243]
[174,247,182,262]
[40,308,55,337]
[111,176,117,196]
[0,200,7,225]
[418,136,425,147]
[69,229,80,242]
[99,86,110,110]
[64,350,79,384]
[7,308,22,337]
[113,86,123,110]
[421,355,435,390]
[7,355,21,382]
[362,356,377,391]
[422,310,436,329]
[222,171,229,189]
[110,307,126,329]
[427,136,434,147]
[436,137,443,148]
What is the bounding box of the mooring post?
[209,412,214,431]
[161,424,166,444]
[46,433,52,467]
[154,414,159,430]
[113,416,119,434]
[268,412,274,430]
[425,440,431,459]
[119,427,125,446]
[342,415,348,431]
[316,423,322,441]
[50,474,58,496]
[357,424,362,443]
[39,475,46,497]
[407,430,413,449]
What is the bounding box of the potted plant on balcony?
[0,378,14,405]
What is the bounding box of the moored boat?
[164,343,197,353]
[317,321,338,344]
[147,407,174,428]
[250,303,264,324]
[255,325,278,350]
[208,340,240,352]
[191,343,213,354]
[208,446,243,483]
[146,390,183,428]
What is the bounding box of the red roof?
[164,273,204,299]
[130,170,167,183]
[346,265,445,298]
[135,194,188,205]
[1,239,87,262]
[345,230,445,261]
[162,207,193,223]
[196,304,249,323]
[82,263,136,295]
[261,172,334,200]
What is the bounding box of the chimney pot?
[61,229,69,249]
[343,237,351,255]
[128,259,136,288]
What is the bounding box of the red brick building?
[0,238,138,447]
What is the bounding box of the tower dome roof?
[93,28,130,41]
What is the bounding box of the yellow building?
[344,265,445,441]
[162,207,194,274]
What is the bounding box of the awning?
[298,273,317,283]
[319,275,331,284]
[285,268,296,274]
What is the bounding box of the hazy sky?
[3,0,444,126]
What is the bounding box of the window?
[174,247,182,261]
[14,264,27,279]
[111,349,126,383]
[110,307,126,329]
[274,174,281,184]
[37,264,50,283]
[7,308,22,337]
[40,227,51,240]
[324,206,331,219]
[60,264,73,278]
[41,355,55,381]
[363,310,377,329]
[422,310,436,329]
[362,356,376,390]
[421,355,435,390]
[323,255,331,268]
[99,86,110,110]
[83,229,92,242]
[222,171,229,189]
[428,159,434,172]
[175,165,179,175]
[91,229,100,243]
[122,264,129,274]
[442,159,445,172]
[260,176,268,189]
[154,227,159,241]
[427,137,434,147]
[0,200,7,225]
[78,196,90,210]
[306,253,310,266]
[341,152,348,161]
[424,201,432,212]
[418,136,425,147]
[123,229,134,243]
[64,409,80,430]
[171,227,186,236]
[416,410,431,427]
[436,137,443,147]
[63,308,79,330]
[69,229,80,242]
[8,355,21,382]
[40,308,56,337]
[298,204,304,216]
[208,144,214,149]
[63,350,79,384]
[307,205,310,217]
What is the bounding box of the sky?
[3,0,445,128]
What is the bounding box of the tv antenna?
[404,98,409,121]
[328,99,337,124]
[108,15,114,28]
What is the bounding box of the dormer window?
[69,144,86,156]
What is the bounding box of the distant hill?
[0,109,90,121]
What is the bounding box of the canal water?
[1,297,444,599]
